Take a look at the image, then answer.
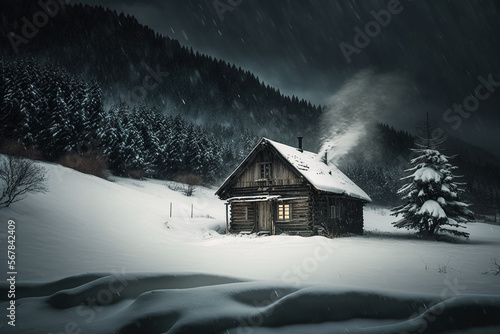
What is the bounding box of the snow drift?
[1,273,500,333]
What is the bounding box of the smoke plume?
[319,70,411,164]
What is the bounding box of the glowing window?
[278,204,291,221]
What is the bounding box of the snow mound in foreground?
[1,273,499,333]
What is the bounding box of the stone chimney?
[297,137,303,152]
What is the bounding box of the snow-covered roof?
[264,138,371,202]
[216,138,371,202]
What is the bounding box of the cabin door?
[257,201,272,233]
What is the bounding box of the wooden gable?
[216,138,307,199]
[232,144,304,189]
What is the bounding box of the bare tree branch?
[0,155,48,208]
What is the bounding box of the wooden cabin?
[215,137,372,236]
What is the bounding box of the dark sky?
[77,0,500,158]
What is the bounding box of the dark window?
[260,163,272,179]
[329,198,340,219]
[329,205,337,219]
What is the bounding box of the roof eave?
[314,187,372,203]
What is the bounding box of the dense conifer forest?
[1,1,499,213]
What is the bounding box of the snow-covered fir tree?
[391,115,474,238]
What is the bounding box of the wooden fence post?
[225,203,229,234]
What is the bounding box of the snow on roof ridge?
[264,138,371,202]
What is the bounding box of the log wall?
[222,144,366,236]
[274,197,313,236]
[311,193,364,235]
[230,202,255,233]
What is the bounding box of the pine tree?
[0,60,8,125]
[10,58,40,148]
[166,115,186,177]
[182,123,203,176]
[391,115,474,238]
[152,115,174,179]
[43,87,75,160]
[0,59,19,140]
[102,108,128,176]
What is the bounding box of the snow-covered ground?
[1,161,499,333]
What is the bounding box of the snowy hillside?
[1,161,500,332]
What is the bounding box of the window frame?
[328,198,341,219]
[277,203,291,221]
[329,205,337,219]
[260,162,272,180]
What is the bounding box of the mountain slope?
[0,0,322,147]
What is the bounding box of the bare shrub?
[319,223,339,239]
[59,154,108,179]
[491,258,500,276]
[0,155,48,208]
[483,258,500,276]
[437,257,459,274]
[127,169,145,180]
[0,139,42,160]
[167,182,184,193]
[174,174,203,196]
